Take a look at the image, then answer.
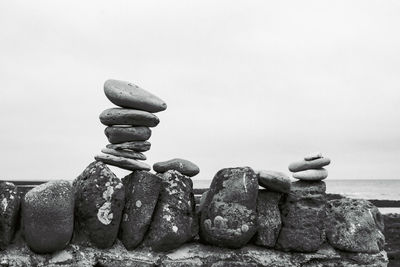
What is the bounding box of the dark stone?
[255,190,282,248]
[0,182,20,250]
[105,126,152,144]
[22,180,74,253]
[199,167,258,248]
[326,198,385,253]
[119,171,162,250]
[104,79,167,113]
[99,108,160,127]
[276,181,327,252]
[144,170,197,252]
[153,158,200,177]
[256,170,291,193]
[73,161,125,249]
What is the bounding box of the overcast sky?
[0,0,399,183]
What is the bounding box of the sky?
[0,0,399,183]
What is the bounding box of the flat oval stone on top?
[105,126,151,144]
[100,108,160,127]
[304,152,323,161]
[153,158,200,177]
[288,157,330,172]
[104,79,167,113]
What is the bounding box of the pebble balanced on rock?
[96,79,167,171]
[289,152,330,181]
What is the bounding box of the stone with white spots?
[153,158,200,177]
[0,182,20,250]
[119,171,162,250]
[326,198,385,253]
[144,170,198,252]
[104,79,167,113]
[73,161,125,248]
[22,180,74,253]
[199,167,258,248]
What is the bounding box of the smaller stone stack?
[276,152,331,252]
[289,152,330,181]
[96,79,167,171]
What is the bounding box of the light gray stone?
[256,170,291,193]
[101,148,146,160]
[292,168,328,181]
[288,157,330,172]
[95,154,150,171]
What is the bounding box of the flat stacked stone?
[288,152,330,181]
[96,79,167,171]
[153,158,200,177]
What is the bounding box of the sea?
[192,179,400,214]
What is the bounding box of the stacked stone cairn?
[0,117,388,265]
[95,79,167,171]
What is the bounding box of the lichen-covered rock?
[255,190,282,248]
[144,170,197,252]
[0,182,20,250]
[73,161,125,248]
[22,180,74,253]
[256,170,291,193]
[276,181,327,252]
[119,171,162,250]
[200,167,258,248]
[153,158,200,177]
[0,241,389,267]
[326,198,385,253]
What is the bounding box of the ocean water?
[192,179,400,214]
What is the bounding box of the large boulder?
[104,79,167,113]
[144,170,197,252]
[276,181,327,252]
[0,182,20,250]
[255,190,282,248]
[326,198,385,253]
[119,171,162,250]
[200,167,258,248]
[22,180,74,253]
[73,161,125,248]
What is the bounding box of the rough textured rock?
[144,170,197,252]
[288,157,330,172]
[95,153,151,171]
[326,198,385,253]
[255,190,282,248]
[200,167,258,248]
[256,170,291,193]
[105,126,152,144]
[22,180,74,253]
[276,181,327,252]
[104,79,167,113]
[100,108,160,127]
[73,161,125,249]
[0,182,20,250]
[292,168,328,181]
[101,147,146,160]
[153,158,200,177]
[106,141,151,152]
[0,242,388,267]
[119,171,162,250]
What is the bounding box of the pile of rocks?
[288,152,330,181]
[96,79,167,171]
